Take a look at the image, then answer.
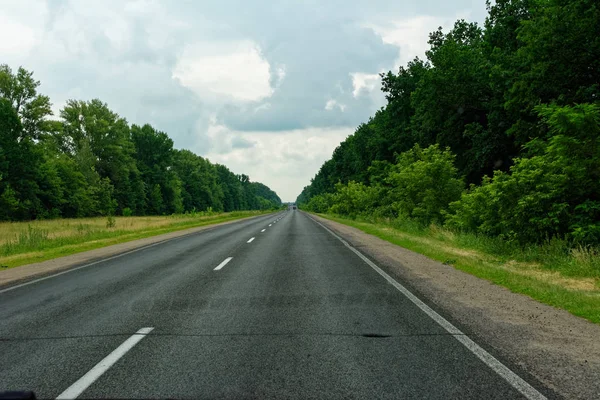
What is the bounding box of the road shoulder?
[0,214,270,289]
[310,213,600,400]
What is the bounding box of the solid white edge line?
[309,216,547,400]
[0,213,279,294]
[56,327,154,400]
[247,237,255,243]
[214,257,233,271]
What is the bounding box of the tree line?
[0,65,281,221]
[298,0,599,246]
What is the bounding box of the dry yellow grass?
[0,214,228,246]
[500,260,598,292]
[370,224,599,294]
[0,211,268,268]
[322,213,600,324]
[380,227,482,259]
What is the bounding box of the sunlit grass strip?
[316,213,600,325]
[0,211,270,269]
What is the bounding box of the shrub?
[306,193,335,213]
[447,103,600,245]
[106,215,116,228]
[328,181,380,217]
[384,144,464,225]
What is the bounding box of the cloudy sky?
[1,0,487,201]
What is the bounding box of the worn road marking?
[214,257,233,271]
[56,327,154,399]
[247,237,255,243]
[309,216,547,400]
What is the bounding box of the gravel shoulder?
[311,213,600,400]
[0,214,266,289]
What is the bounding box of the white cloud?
[0,0,47,59]
[275,66,286,86]
[350,72,381,97]
[103,18,132,51]
[366,12,472,68]
[325,99,347,112]
[172,40,274,102]
[0,0,487,201]
[201,122,352,201]
[253,103,272,113]
[0,16,37,56]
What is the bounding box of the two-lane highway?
[0,211,548,399]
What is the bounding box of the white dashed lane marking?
[214,257,233,271]
[56,327,154,399]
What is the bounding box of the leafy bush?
[384,144,463,225]
[122,207,133,217]
[105,215,116,229]
[447,103,600,244]
[328,182,380,217]
[305,193,335,213]
[305,144,463,224]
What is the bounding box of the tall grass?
[352,214,600,280]
[319,213,600,324]
[0,211,268,268]
[1,225,50,256]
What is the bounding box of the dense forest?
[0,66,281,221]
[298,0,600,246]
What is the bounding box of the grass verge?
[0,211,272,269]
[316,213,600,325]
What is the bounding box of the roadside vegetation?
[0,66,282,222]
[298,0,599,321]
[318,214,600,324]
[0,210,272,269]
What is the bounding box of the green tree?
[131,124,184,214]
[52,154,97,218]
[148,183,164,215]
[506,0,600,146]
[60,99,144,213]
[0,98,42,220]
[0,65,53,140]
[216,165,247,211]
[173,150,223,212]
[447,104,600,244]
[329,181,380,217]
[384,144,463,225]
[0,64,281,221]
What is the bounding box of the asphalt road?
[0,210,546,399]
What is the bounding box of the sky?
[0,0,488,202]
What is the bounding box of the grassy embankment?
[0,211,271,269]
[317,213,600,325]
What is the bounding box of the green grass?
[0,211,272,269]
[315,213,600,325]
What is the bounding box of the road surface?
[0,211,549,399]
